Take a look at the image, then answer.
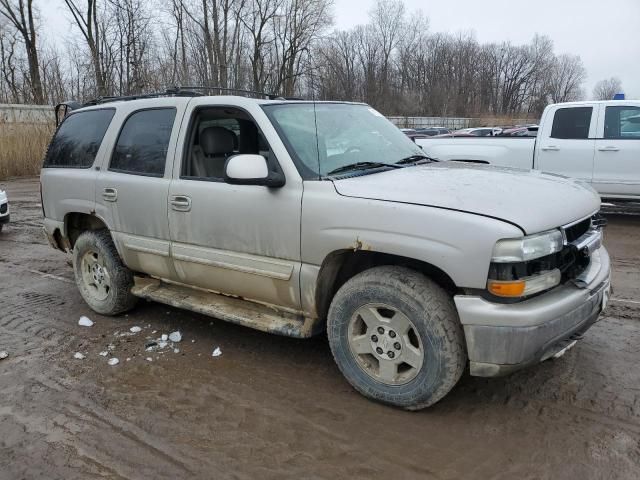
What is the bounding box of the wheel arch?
[63,212,110,249]
[314,249,459,322]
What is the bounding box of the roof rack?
[175,86,284,100]
[54,86,294,125]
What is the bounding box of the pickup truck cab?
[417,100,640,201]
[41,92,611,409]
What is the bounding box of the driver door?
[167,101,303,310]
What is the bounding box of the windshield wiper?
[327,161,404,176]
[395,154,438,165]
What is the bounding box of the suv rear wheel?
[327,266,466,410]
[73,229,137,315]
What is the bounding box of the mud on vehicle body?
[40,89,611,409]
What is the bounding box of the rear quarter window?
[43,109,115,168]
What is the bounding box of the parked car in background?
[501,125,539,137]
[454,127,500,137]
[414,127,451,136]
[416,100,640,201]
[42,93,610,410]
[0,189,9,232]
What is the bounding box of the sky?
[40,0,640,99]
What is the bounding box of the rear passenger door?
[535,105,597,183]
[593,104,640,198]
[95,104,184,281]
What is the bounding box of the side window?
[110,108,176,176]
[551,107,592,139]
[604,106,640,139]
[43,109,115,168]
[182,107,271,180]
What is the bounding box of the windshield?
[262,103,424,178]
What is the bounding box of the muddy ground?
[0,177,639,480]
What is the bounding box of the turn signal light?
[487,280,526,297]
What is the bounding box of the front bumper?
[454,246,611,377]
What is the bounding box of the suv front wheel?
[73,229,137,315]
[327,266,466,410]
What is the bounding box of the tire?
[72,229,137,315]
[327,266,466,410]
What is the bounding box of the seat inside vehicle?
[183,107,268,179]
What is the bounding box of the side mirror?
[224,154,285,188]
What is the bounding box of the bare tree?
[546,54,585,103]
[0,0,44,102]
[63,0,112,96]
[593,77,622,100]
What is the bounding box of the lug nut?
[389,330,396,338]
[371,335,378,342]
[394,342,401,350]
[388,351,395,359]
[377,327,385,334]
[376,347,383,355]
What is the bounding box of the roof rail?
[54,86,295,125]
[174,86,283,100]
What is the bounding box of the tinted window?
[110,108,176,176]
[551,107,592,139]
[604,106,640,139]
[44,109,115,168]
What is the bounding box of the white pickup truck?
[416,100,640,201]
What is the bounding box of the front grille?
[0,203,7,214]
[563,217,591,243]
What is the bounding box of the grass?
[0,120,54,180]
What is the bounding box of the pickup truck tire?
[327,266,466,410]
[72,229,137,315]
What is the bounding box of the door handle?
[597,146,620,152]
[541,145,560,151]
[170,195,192,212]
[102,187,118,202]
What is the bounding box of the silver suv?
[41,92,611,409]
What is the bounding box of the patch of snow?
[169,331,182,343]
[173,348,180,354]
[0,351,8,360]
[130,326,142,333]
[78,316,93,327]
[73,352,85,360]
[126,357,131,362]
[212,347,222,357]
[108,357,119,366]
[161,334,168,342]
[146,357,153,362]
[151,330,157,334]
[99,351,108,357]
[158,341,168,349]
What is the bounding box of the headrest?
[200,126,236,156]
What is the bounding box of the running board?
[131,277,320,338]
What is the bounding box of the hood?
[332,162,600,234]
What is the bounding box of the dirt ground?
[1,177,639,480]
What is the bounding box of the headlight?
[491,229,564,263]
[488,229,565,298]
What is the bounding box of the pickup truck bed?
[416,100,640,201]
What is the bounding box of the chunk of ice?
[161,334,168,341]
[158,341,168,349]
[146,357,153,362]
[78,316,93,327]
[169,331,182,343]
[0,351,8,360]
[73,352,85,360]
[108,357,119,366]
[99,351,108,357]
[212,347,222,357]
[130,326,142,333]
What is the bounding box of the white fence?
[0,104,52,124]
[387,116,473,130]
